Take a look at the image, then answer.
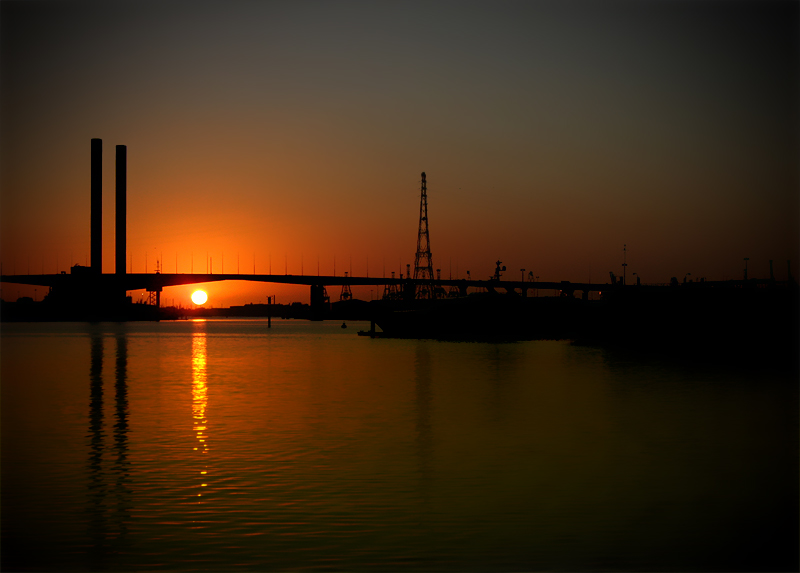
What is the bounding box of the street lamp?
[520,268,525,282]
[744,257,749,281]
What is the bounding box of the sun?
[191,290,208,305]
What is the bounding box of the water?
[2,319,797,571]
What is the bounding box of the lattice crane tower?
[413,172,435,299]
[340,272,353,301]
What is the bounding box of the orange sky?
[2,1,798,307]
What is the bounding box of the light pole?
[744,257,749,281]
[520,268,525,282]
[622,244,627,286]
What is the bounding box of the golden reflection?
[192,333,209,495]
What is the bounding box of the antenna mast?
[413,172,435,298]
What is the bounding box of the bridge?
[0,266,777,311]
[1,139,785,320]
[0,270,611,305]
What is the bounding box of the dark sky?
[1,0,797,305]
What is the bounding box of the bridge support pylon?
[310,283,330,321]
[147,286,162,307]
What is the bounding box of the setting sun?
[191,290,208,305]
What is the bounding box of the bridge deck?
[1,272,617,292]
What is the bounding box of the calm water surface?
[2,319,797,571]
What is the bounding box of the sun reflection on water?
[192,331,208,496]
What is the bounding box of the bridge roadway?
[0,272,611,297]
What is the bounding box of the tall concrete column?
[115,145,127,276]
[91,139,102,274]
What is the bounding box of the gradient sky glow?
[2,0,798,306]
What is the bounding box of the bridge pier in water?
[403,281,416,301]
[309,284,330,321]
[147,285,162,307]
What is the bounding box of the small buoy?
[341,322,347,329]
